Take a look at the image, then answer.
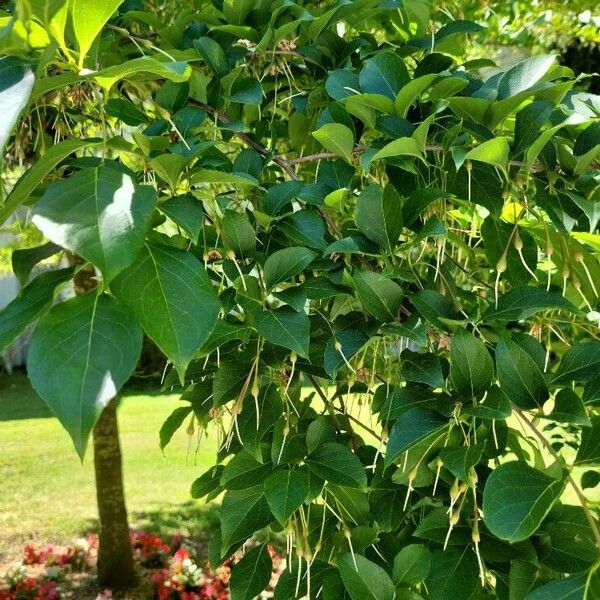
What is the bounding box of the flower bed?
[0,533,282,599]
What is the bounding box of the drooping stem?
[512,405,600,550]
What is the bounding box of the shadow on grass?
[81,502,221,558]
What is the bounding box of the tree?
[1,0,600,598]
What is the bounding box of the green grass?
[0,373,219,563]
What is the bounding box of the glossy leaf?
[449,330,493,398]
[307,443,367,489]
[111,243,220,378]
[263,247,316,290]
[254,309,310,357]
[338,553,395,600]
[313,123,354,163]
[28,293,142,458]
[33,166,156,282]
[496,339,548,409]
[482,462,564,543]
[230,544,272,600]
[264,469,310,524]
[0,268,73,352]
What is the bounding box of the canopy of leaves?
[1,0,600,598]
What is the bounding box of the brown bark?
[93,397,136,588]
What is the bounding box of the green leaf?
[394,73,438,117]
[33,166,156,282]
[575,416,600,467]
[393,544,431,585]
[228,77,263,105]
[553,343,600,384]
[0,138,103,226]
[105,98,148,125]
[191,465,224,499]
[313,123,354,163]
[0,57,34,161]
[264,469,310,524]
[158,195,203,242]
[339,553,395,600]
[71,0,123,67]
[0,268,73,353]
[159,406,192,450]
[92,59,191,91]
[371,137,423,162]
[190,168,259,187]
[222,210,256,255]
[359,51,410,101]
[465,137,510,173]
[11,242,62,286]
[426,548,480,600]
[496,339,548,409]
[386,408,448,466]
[307,442,367,489]
[401,350,445,388]
[439,444,484,481]
[221,451,272,490]
[27,293,142,458]
[150,154,190,189]
[353,270,403,322]
[263,247,316,290]
[449,330,493,398]
[220,486,273,551]
[254,309,310,358]
[354,185,403,250]
[548,389,591,427]
[485,287,579,321]
[111,243,220,378]
[482,462,564,543]
[508,559,538,600]
[230,544,272,600]
[194,37,228,76]
[497,55,556,100]
[524,573,587,600]
[539,505,599,573]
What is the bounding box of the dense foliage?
[1,1,600,598]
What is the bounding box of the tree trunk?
[93,397,136,588]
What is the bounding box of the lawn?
[0,373,219,565]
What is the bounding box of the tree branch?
[512,405,600,550]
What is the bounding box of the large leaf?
[111,243,220,378]
[497,55,556,100]
[449,330,493,398]
[33,166,156,282]
[71,0,123,66]
[254,309,310,357]
[27,292,142,458]
[553,343,600,384]
[92,58,191,90]
[354,185,403,250]
[0,138,103,226]
[307,442,367,489]
[222,210,256,255]
[0,268,73,352]
[159,406,192,450]
[264,469,309,524]
[496,339,548,409]
[359,51,410,100]
[524,573,587,600]
[392,544,431,585]
[263,247,316,290]
[11,242,62,286]
[353,270,403,322]
[313,123,355,163]
[385,408,447,466]
[230,544,272,600]
[426,548,480,600]
[465,137,509,173]
[338,553,395,600]
[485,287,578,321]
[158,195,203,242]
[220,486,273,551]
[0,57,34,161]
[482,462,564,543]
